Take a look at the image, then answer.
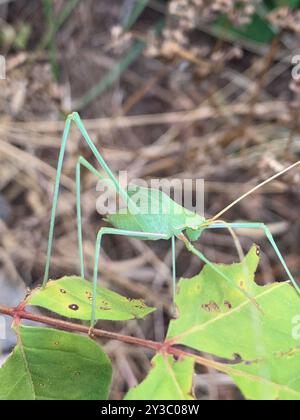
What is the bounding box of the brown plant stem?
[0,303,232,374]
[0,304,161,351]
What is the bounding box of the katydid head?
[184,213,206,242]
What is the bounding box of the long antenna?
[212,160,300,222]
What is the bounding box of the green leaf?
[0,326,112,400]
[28,276,155,321]
[124,354,194,400]
[167,246,300,400]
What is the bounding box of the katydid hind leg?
[43,112,136,286]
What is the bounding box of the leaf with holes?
[167,246,300,400]
[28,277,155,321]
[0,326,112,400]
[124,354,194,400]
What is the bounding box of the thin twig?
[0,303,229,374]
[0,304,161,351]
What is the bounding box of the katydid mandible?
[43,112,300,327]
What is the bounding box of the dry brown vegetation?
[1,0,300,399]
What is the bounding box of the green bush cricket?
[43,112,300,326]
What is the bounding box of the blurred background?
[1,0,300,400]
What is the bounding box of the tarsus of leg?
[207,222,300,294]
[76,156,108,279]
[178,234,260,310]
[92,228,169,327]
[43,112,139,287]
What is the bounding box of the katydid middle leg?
[91,228,169,327]
[207,222,300,294]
